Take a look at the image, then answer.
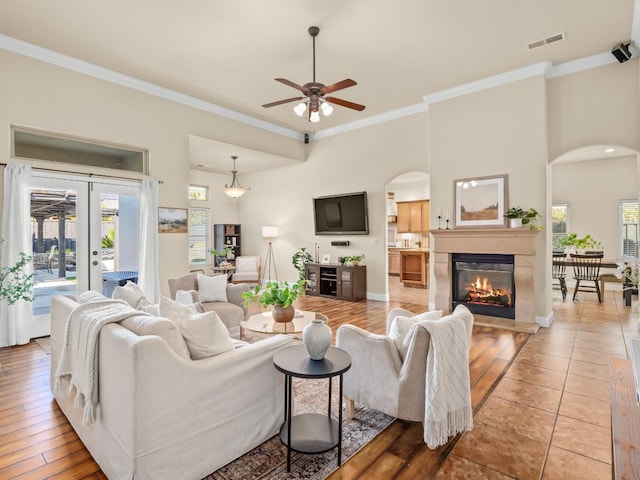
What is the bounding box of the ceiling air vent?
[527,32,566,50]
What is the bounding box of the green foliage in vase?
[292,247,313,281]
[242,279,307,309]
[553,232,602,251]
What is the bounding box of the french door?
[30,172,140,332]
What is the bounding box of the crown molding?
[0,34,302,141]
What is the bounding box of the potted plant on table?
[505,207,542,229]
[208,246,233,267]
[343,254,366,266]
[292,247,313,281]
[553,233,602,254]
[242,279,308,323]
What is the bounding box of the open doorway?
[386,171,429,306]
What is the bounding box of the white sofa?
[50,295,293,480]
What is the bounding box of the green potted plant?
[292,247,313,281]
[208,246,233,266]
[242,279,308,323]
[343,254,365,266]
[553,233,602,253]
[504,207,542,229]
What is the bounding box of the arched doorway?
[386,171,429,306]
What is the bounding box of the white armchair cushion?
[236,257,258,272]
[159,296,234,359]
[197,273,228,303]
[388,310,443,360]
[175,289,198,305]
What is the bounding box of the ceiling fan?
[262,26,365,123]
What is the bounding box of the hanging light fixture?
[224,156,250,198]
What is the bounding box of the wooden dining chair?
[570,252,604,303]
[552,252,568,300]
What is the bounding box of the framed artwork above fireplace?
[454,174,508,228]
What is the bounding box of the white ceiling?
[0,0,637,173]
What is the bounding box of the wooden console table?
[304,263,366,301]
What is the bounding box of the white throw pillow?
[236,259,255,272]
[112,281,145,306]
[77,290,107,303]
[388,310,443,360]
[197,274,228,303]
[119,315,190,360]
[159,296,234,359]
[175,289,197,305]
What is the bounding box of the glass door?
[30,173,140,323]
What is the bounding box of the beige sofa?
[50,295,293,480]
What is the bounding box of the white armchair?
[336,305,474,422]
[231,256,261,284]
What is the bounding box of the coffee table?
[273,345,352,472]
[241,310,328,337]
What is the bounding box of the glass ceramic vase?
[302,318,332,360]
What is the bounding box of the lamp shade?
[262,226,279,238]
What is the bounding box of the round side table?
[273,345,352,472]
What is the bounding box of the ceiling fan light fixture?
[320,101,333,116]
[223,156,250,198]
[294,101,307,117]
[309,110,320,123]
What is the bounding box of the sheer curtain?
[0,163,33,347]
[138,179,160,303]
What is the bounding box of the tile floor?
[436,286,638,479]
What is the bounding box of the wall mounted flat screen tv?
[313,191,369,235]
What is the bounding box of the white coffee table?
[241,310,328,337]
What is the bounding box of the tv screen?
[313,192,369,235]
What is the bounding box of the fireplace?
[452,253,515,319]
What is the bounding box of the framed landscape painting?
[158,207,188,233]
[454,174,508,228]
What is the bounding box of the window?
[188,185,209,201]
[620,200,639,257]
[188,208,210,265]
[551,204,569,248]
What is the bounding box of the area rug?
[205,376,393,480]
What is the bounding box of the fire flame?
[465,275,511,306]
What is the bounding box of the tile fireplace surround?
[431,228,540,331]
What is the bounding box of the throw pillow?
[175,289,197,305]
[112,281,145,307]
[119,316,190,360]
[159,296,234,359]
[236,259,255,272]
[77,290,107,303]
[388,310,443,361]
[197,273,228,303]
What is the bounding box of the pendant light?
[224,156,250,198]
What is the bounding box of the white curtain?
[0,163,33,347]
[138,179,160,303]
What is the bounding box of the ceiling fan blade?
[275,78,310,95]
[262,96,305,108]
[321,79,357,94]
[325,96,366,111]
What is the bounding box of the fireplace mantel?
[430,228,540,325]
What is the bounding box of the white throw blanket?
[54,299,148,425]
[419,316,473,448]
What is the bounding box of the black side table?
[273,345,352,472]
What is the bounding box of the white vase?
[509,218,522,228]
[302,318,332,360]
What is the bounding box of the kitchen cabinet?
[388,250,400,275]
[400,250,429,287]
[397,200,430,233]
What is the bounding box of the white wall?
[552,155,638,256]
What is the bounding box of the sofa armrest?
[227,282,250,311]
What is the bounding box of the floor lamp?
[261,226,279,284]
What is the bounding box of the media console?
[304,263,366,301]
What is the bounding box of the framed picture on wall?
[453,174,508,228]
[158,207,188,233]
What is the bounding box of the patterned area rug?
[205,377,393,480]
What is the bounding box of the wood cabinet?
[400,250,429,287]
[397,200,430,233]
[304,263,366,301]
[388,250,400,275]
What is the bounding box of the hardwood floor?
[1,290,630,479]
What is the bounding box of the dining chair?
[570,252,604,303]
[552,252,568,300]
